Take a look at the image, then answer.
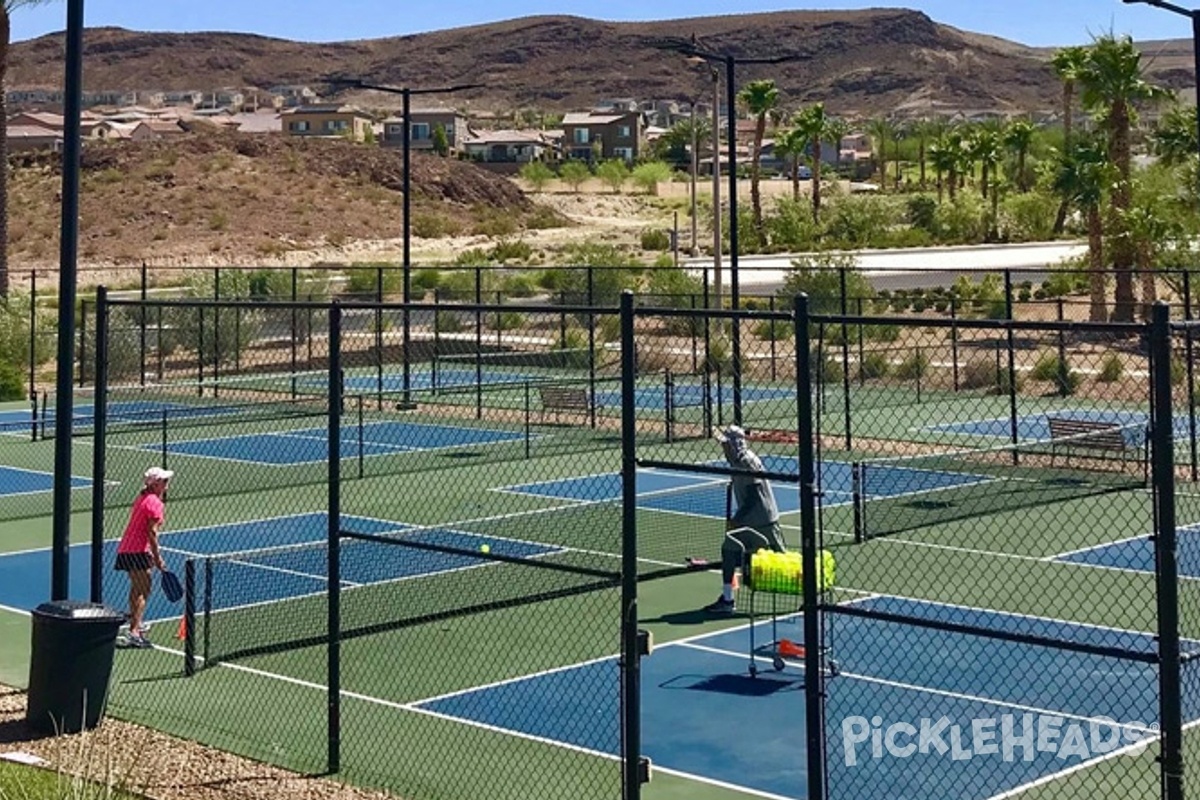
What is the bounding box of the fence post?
[795,293,826,800]
[475,267,483,420]
[90,287,109,604]
[950,297,959,392]
[140,262,147,386]
[327,301,343,775]
[28,271,36,397]
[839,270,851,451]
[1185,271,1197,482]
[1151,302,1183,800]
[1004,270,1018,464]
[588,268,597,429]
[78,299,88,387]
[213,271,221,397]
[619,290,643,800]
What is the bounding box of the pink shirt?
[117,491,164,554]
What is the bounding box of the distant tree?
[596,159,629,193]
[825,117,853,175]
[520,161,554,191]
[631,161,672,195]
[865,117,894,186]
[431,124,450,157]
[1050,45,1089,234]
[927,130,964,203]
[1,0,57,297]
[1152,103,1198,167]
[738,79,780,239]
[1052,136,1112,322]
[559,160,591,192]
[792,103,832,223]
[772,126,808,203]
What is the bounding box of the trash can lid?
[32,600,124,622]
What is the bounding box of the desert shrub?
[765,197,821,251]
[490,239,534,264]
[640,228,671,251]
[859,351,890,379]
[0,360,23,401]
[1097,353,1123,383]
[812,346,843,384]
[596,159,630,193]
[1030,351,1081,394]
[895,350,930,380]
[935,194,987,244]
[413,269,442,293]
[484,311,527,331]
[960,358,1004,391]
[434,310,466,333]
[559,160,592,191]
[753,318,791,341]
[1000,191,1058,242]
[500,271,540,298]
[823,193,900,247]
[906,194,939,234]
[345,263,402,297]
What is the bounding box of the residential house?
[8,111,64,131]
[381,108,469,153]
[595,98,639,113]
[83,90,138,108]
[228,111,283,134]
[282,104,374,141]
[560,111,642,163]
[6,89,64,107]
[6,124,62,153]
[269,85,320,108]
[163,90,205,108]
[143,119,186,137]
[462,129,558,165]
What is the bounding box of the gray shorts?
[721,522,786,583]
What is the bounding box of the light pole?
[665,41,805,425]
[1122,1,1200,174]
[343,79,481,406]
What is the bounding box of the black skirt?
[114,552,152,572]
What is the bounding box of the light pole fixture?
[657,38,807,426]
[1122,1,1200,179]
[337,79,481,406]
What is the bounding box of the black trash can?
[26,600,124,735]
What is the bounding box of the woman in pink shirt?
[114,466,172,648]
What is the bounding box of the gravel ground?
[0,684,395,800]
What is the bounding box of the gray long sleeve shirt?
[728,450,780,529]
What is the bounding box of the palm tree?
[1052,137,1112,322]
[1051,46,1089,147]
[909,117,943,190]
[969,126,1005,239]
[825,117,853,176]
[865,117,894,186]
[1003,119,1037,192]
[773,126,807,203]
[738,79,780,239]
[927,131,964,203]
[1124,200,1174,320]
[1152,103,1198,167]
[792,103,830,223]
[1050,46,1090,235]
[1078,34,1170,322]
[0,1,55,297]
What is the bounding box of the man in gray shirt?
[704,424,786,615]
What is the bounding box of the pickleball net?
[183,479,739,669]
[851,421,1149,542]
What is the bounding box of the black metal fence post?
[1004,270,1018,463]
[475,268,483,420]
[618,290,642,800]
[90,286,109,604]
[327,301,343,775]
[796,293,825,800]
[28,271,36,397]
[588,269,597,429]
[950,297,959,391]
[78,299,88,387]
[1185,271,1197,481]
[1151,302,1183,800]
[839,270,851,451]
[140,262,147,386]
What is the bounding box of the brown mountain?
[7,10,1193,119]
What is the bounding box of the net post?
[664,370,674,443]
[292,269,300,399]
[357,395,365,480]
[29,392,37,442]
[197,305,204,395]
[619,290,642,800]
[852,461,865,543]
[839,270,851,450]
[90,286,109,603]
[213,271,221,399]
[203,558,212,665]
[183,559,196,677]
[1151,302,1183,800]
[327,300,343,775]
[794,293,826,800]
[475,268,483,420]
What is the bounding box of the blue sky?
[8,1,1192,48]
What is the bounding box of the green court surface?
[1,387,1197,800]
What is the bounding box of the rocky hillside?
[7,9,1093,117]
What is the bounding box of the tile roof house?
[560,111,642,163]
[381,108,469,153]
[6,124,62,153]
[282,104,374,141]
[461,129,558,164]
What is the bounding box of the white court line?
[678,641,1155,735]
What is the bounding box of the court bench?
[1046,416,1146,474]
[538,384,592,422]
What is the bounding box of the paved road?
[683,241,1088,294]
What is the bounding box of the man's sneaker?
[703,596,736,615]
[125,632,152,649]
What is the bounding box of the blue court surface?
[932,409,1187,443]
[1053,523,1200,578]
[134,421,524,466]
[0,512,561,620]
[415,594,1191,800]
[0,399,236,430]
[0,466,91,497]
[501,455,989,518]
